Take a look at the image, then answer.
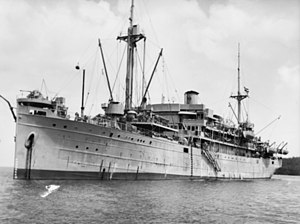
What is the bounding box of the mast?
[81,69,85,118]
[230,43,248,125]
[75,64,85,118]
[117,0,145,111]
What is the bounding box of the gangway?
[202,147,221,172]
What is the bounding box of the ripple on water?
[0,168,299,223]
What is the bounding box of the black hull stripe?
[15,169,271,180]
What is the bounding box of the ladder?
[202,148,221,172]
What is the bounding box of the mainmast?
[117,0,145,111]
[230,43,248,125]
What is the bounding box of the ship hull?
[14,113,281,180]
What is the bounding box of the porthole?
[95,148,98,151]
[75,145,78,149]
[110,133,113,137]
[118,135,120,138]
[52,124,56,127]
[86,147,89,150]
[63,125,67,129]
[131,138,134,141]
[149,141,152,145]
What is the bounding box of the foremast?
[230,43,248,125]
[117,0,145,111]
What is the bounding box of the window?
[109,133,113,137]
[183,147,189,153]
[63,125,67,129]
[34,110,46,116]
[52,124,56,127]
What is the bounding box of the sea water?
[0,167,299,223]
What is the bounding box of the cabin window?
[52,124,56,127]
[63,125,67,129]
[75,145,78,149]
[183,147,189,153]
[187,126,190,130]
[149,141,152,145]
[109,133,113,137]
[95,148,98,151]
[30,109,46,116]
[192,126,195,131]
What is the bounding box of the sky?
[0,0,299,167]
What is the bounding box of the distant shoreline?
[275,157,300,176]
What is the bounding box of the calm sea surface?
[0,167,299,224]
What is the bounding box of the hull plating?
[14,114,281,180]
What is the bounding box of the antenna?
[98,38,113,102]
[255,115,281,135]
[140,48,163,108]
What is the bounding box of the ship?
[6,0,288,180]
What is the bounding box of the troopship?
[6,1,288,180]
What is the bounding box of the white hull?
[14,113,281,180]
